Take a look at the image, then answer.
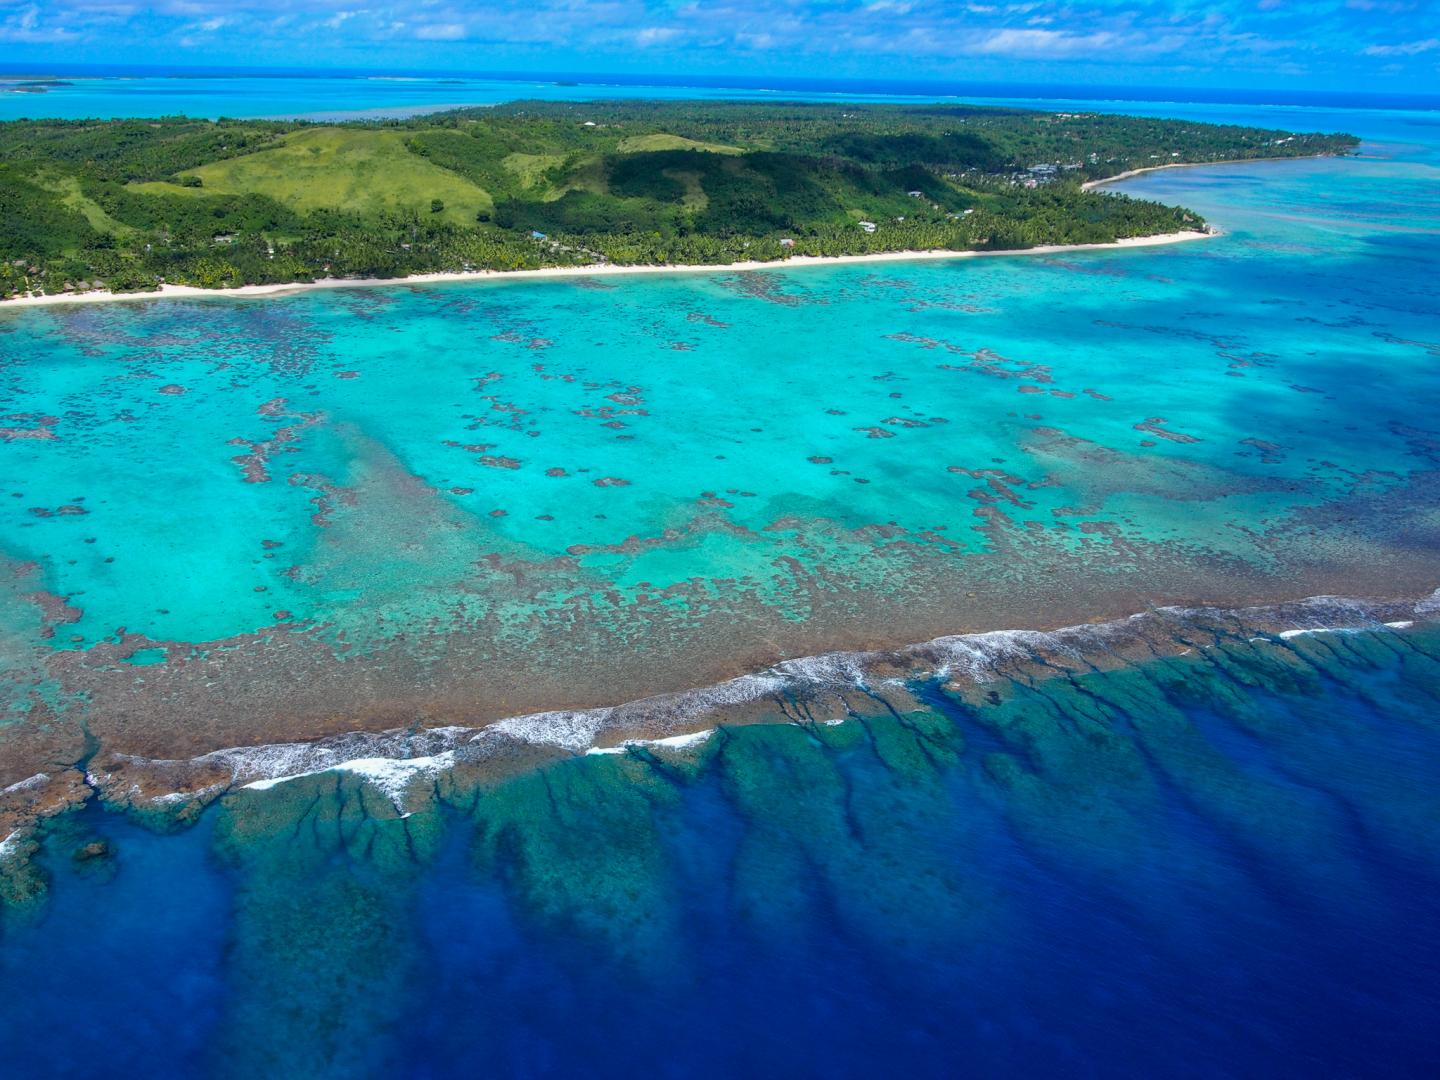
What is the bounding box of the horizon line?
[3,63,1439,109]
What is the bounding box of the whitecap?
[243,750,456,805]
[586,729,715,756]
[490,709,612,752]
[85,589,1439,811]
[1,773,48,797]
[0,830,23,862]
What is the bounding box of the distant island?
[0,100,1357,300]
[2,78,73,94]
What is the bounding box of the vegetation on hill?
[0,101,1358,299]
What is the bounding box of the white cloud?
[634,26,682,46]
[968,28,1123,58]
[0,3,81,42]
[734,30,778,49]
[414,21,466,40]
[1362,37,1440,55]
[10,0,1440,79]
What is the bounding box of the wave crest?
[65,589,1439,815]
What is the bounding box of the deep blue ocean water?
[4,625,1440,1078]
[1,75,1439,1077]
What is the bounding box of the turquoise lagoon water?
[1,94,1439,1076]
[11,70,1294,123]
[1,71,918,122]
[4,68,1434,125]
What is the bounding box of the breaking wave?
[15,586,1429,828]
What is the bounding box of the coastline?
[1078,155,1335,190]
[0,229,1213,310]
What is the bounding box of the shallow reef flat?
[2,607,1439,1076]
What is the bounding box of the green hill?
[0,101,1357,299]
[175,128,494,224]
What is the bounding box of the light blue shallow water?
[3,68,1433,130]
[2,71,894,122]
[8,71,1247,122]
[0,86,1438,1077]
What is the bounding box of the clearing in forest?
[168,128,494,223]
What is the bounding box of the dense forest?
[0,100,1358,299]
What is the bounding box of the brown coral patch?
[1,414,59,441]
[1133,417,1201,443]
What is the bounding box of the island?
[0,100,1357,300]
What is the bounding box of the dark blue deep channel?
[3,625,1440,1078]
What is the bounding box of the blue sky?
[1,1,1437,91]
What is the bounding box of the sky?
[1,1,1437,92]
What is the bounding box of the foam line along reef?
[1,589,1432,851]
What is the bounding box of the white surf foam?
[772,651,872,687]
[927,628,1056,681]
[490,709,613,753]
[98,589,1438,808]
[1276,618,1415,639]
[586,729,716,756]
[1,773,48,797]
[0,830,24,862]
[149,784,227,806]
[244,751,458,803]
[335,752,457,800]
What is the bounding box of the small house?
[858,221,877,233]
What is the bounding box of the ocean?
[1,75,1438,1077]
[3,65,1438,122]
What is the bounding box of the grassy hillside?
[51,172,134,236]
[0,101,1358,299]
[176,128,494,224]
[615,133,743,155]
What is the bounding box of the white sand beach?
[0,229,1214,310]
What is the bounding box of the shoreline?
[1078,154,1342,190]
[0,229,1213,310]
